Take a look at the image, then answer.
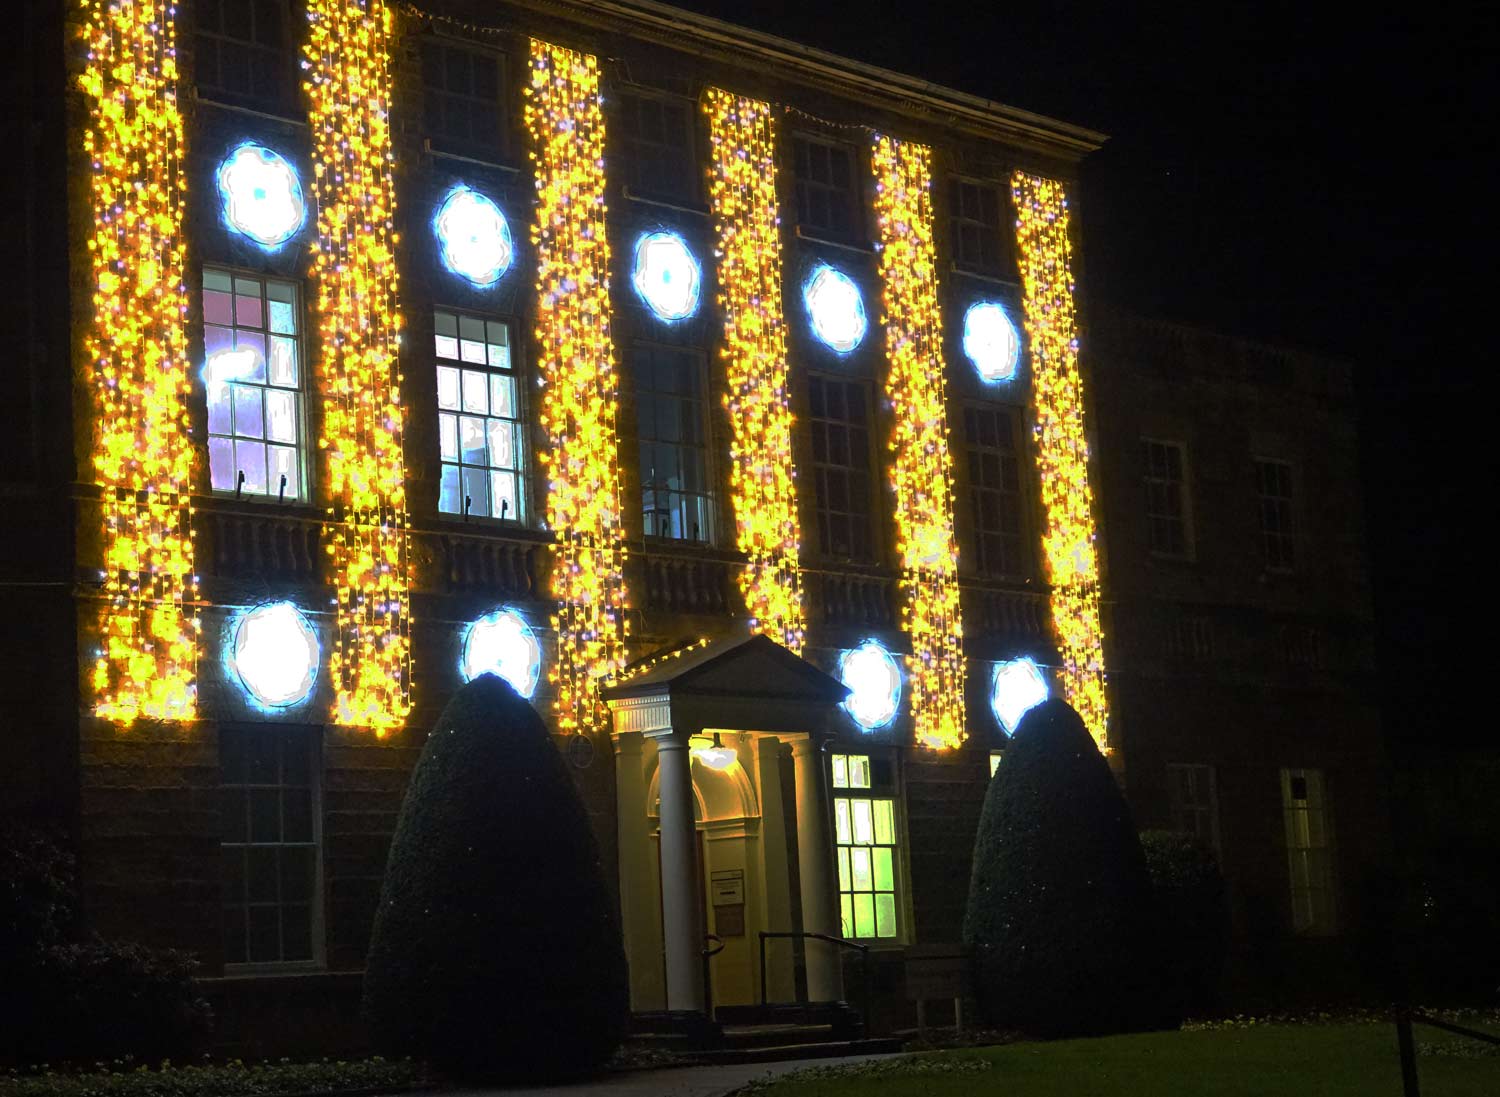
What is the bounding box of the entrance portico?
[604,635,851,1017]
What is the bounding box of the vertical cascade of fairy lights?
[79,0,200,723]
[1010,172,1110,749]
[303,0,412,734]
[524,40,627,736]
[703,90,805,653]
[871,135,965,750]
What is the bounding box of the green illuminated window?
[830,752,901,940]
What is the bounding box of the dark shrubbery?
[0,820,211,1067]
[363,675,629,1081]
[962,699,1173,1036]
[1140,829,1230,1017]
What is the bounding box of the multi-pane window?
[1255,459,1297,571]
[220,725,320,967]
[631,344,714,543]
[831,753,901,941]
[422,39,505,158]
[203,269,307,501]
[194,0,294,110]
[1281,768,1335,935]
[962,405,1026,576]
[808,377,875,560]
[792,137,860,242]
[615,91,696,202]
[1167,763,1220,855]
[1142,439,1192,558]
[435,310,526,523]
[1168,614,1215,661]
[948,178,1005,274]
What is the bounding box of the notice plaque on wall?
[711,869,746,936]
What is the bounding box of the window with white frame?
[421,38,507,160]
[1167,763,1220,855]
[203,269,307,501]
[831,752,901,941]
[435,310,526,523]
[220,725,321,966]
[948,177,1006,275]
[793,136,861,243]
[1280,767,1336,935]
[194,0,296,112]
[1142,438,1192,558]
[615,90,697,202]
[630,343,715,544]
[1255,458,1297,572]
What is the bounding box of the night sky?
[676,0,1491,746]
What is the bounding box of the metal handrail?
[758,931,874,1031]
[1396,1006,1500,1096]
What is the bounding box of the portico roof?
[603,633,850,706]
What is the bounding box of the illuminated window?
[435,310,526,523]
[1281,768,1335,935]
[203,269,307,500]
[962,301,1021,383]
[219,725,321,966]
[839,641,902,730]
[461,609,542,697]
[1142,439,1193,559]
[433,186,514,287]
[1167,763,1220,856]
[631,232,701,321]
[422,38,506,159]
[808,376,875,560]
[947,178,1006,274]
[216,144,307,249]
[990,657,1048,735]
[229,602,320,709]
[989,750,1004,777]
[793,136,860,242]
[1255,459,1297,572]
[831,752,901,940]
[631,344,715,543]
[195,0,295,111]
[803,265,867,353]
[962,405,1026,576]
[615,90,696,201]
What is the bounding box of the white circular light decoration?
[991,656,1049,735]
[839,640,902,730]
[216,143,307,249]
[632,231,701,321]
[434,186,514,287]
[230,602,319,708]
[461,608,542,698]
[963,301,1022,383]
[803,265,867,353]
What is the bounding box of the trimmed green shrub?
[962,699,1172,1036]
[363,675,628,1081]
[1140,829,1230,1016]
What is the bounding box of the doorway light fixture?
[690,731,737,770]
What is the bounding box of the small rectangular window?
[220,725,321,967]
[830,752,901,941]
[948,178,1006,274]
[203,269,308,501]
[435,309,526,523]
[630,344,715,544]
[792,136,860,242]
[1166,763,1220,855]
[1255,458,1297,572]
[422,39,506,159]
[1280,767,1335,935]
[195,0,295,111]
[1142,439,1192,558]
[963,405,1026,576]
[808,376,876,561]
[615,90,696,202]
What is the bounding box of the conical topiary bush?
[962,698,1172,1036]
[362,675,628,1080]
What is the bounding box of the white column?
[655,735,705,1013]
[613,731,664,1010]
[792,736,843,1002]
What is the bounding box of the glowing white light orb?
[461,609,541,697]
[434,186,515,287]
[690,735,738,770]
[991,656,1049,734]
[963,301,1022,382]
[804,265,867,353]
[632,231,701,320]
[216,144,307,248]
[230,602,319,708]
[839,640,902,730]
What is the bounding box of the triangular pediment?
[604,633,849,706]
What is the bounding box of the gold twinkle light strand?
[524,40,628,736]
[79,0,199,723]
[870,135,965,750]
[303,0,412,734]
[703,90,806,652]
[1010,172,1110,748]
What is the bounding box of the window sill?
[794,226,875,255]
[949,263,1018,288]
[194,90,306,128]
[621,186,710,218]
[424,138,522,175]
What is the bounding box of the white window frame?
[434,308,529,525]
[830,752,905,943]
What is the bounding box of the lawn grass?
[739,1021,1500,1097]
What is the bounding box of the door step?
[684,1036,904,1065]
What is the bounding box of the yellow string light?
[702,89,806,653]
[79,0,199,723]
[524,39,628,736]
[1010,172,1110,749]
[871,135,966,750]
[303,0,412,734]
